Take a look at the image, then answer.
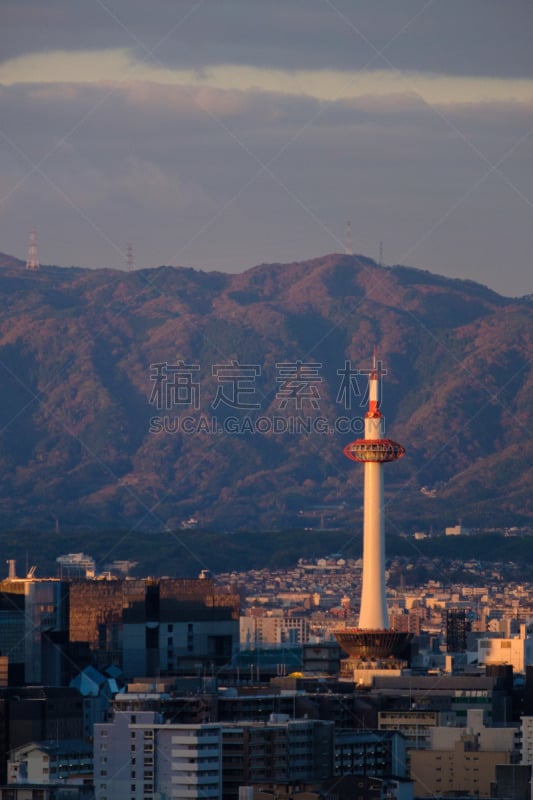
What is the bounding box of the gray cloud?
[1,0,532,78]
[0,1,532,295]
[1,78,531,295]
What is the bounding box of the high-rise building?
[0,573,69,684]
[445,608,468,652]
[94,711,222,800]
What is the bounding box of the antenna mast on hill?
[378,240,384,267]
[345,221,353,256]
[26,227,40,270]
[126,243,134,271]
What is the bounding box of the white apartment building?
[8,739,92,785]
[240,613,310,646]
[478,625,533,673]
[94,711,222,800]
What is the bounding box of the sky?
[0,0,532,296]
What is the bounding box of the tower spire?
[26,227,39,271]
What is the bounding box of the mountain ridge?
[0,251,531,532]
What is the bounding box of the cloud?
[1,0,532,80]
[2,48,533,111]
[0,3,531,296]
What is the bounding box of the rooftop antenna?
[345,221,353,256]
[126,243,134,271]
[26,227,40,270]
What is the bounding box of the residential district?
[1,549,533,800]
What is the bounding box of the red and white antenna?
[26,227,40,270]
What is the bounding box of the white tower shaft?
[359,377,389,629]
[359,460,388,629]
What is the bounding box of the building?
[491,764,531,800]
[222,717,333,798]
[0,786,92,800]
[334,729,408,778]
[240,614,310,646]
[478,624,533,673]
[0,575,69,684]
[445,608,468,652]
[94,710,333,800]
[68,577,239,676]
[0,687,85,785]
[94,711,222,800]
[410,708,518,797]
[56,553,95,579]
[122,581,239,677]
[410,732,511,797]
[7,739,92,785]
[520,715,533,765]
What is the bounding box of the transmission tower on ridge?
[126,243,134,271]
[345,221,353,256]
[26,227,40,270]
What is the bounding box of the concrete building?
[0,575,69,684]
[68,577,239,676]
[520,715,533,766]
[94,710,333,800]
[371,674,511,726]
[0,687,85,785]
[240,614,310,646]
[478,624,533,673]
[7,739,92,785]
[410,732,511,797]
[0,786,92,800]
[334,729,408,778]
[222,717,333,798]
[378,710,453,754]
[94,711,222,800]
[491,764,531,800]
[410,708,517,797]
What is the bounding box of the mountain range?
[0,251,531,534]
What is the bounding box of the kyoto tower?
[335,352,411,661]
